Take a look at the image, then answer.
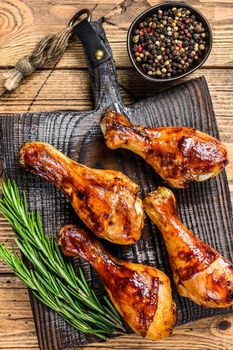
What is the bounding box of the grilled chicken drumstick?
[59,225,177,340]
[19,142,144,245]
[100,110,228,188]
[144,187,233,308]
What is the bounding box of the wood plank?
[1,277,233,350]
[0,1,233,68]
[0,68,233,115]
[0,277,38,349]
[79,314,233,350]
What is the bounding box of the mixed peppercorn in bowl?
[127,2,212,82]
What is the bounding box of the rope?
[0,26,73,96]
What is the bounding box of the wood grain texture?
[0,68,233,114]
[0,0,233,68]
[0,1,233,350]
[1,277,233,350]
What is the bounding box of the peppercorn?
[199,44,205,50]
[131,6,208,78]
[133,35,139,43]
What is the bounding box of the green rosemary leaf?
[0,180,125,339]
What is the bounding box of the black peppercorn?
[131,6,207,78]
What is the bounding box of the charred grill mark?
[228,291,233,301]
[177,245,218,281]
[77,191,85,200]
[109,123,149,144]
[131,125,150,141]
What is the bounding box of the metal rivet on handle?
[95,49,105,60]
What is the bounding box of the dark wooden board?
[0,20,233,350]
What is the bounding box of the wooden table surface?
[0,1,233,349]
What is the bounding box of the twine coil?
[0,26,74,96]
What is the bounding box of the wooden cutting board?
[0,20,232,350]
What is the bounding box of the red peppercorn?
[185,18,190,24]
[180,24,185,31]
[137,45,143,53]
[186,32,191,38]
[178,43,182,49]
[147,27,151,33]
[139,30,144,36]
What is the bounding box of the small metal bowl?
[127,2,213,82]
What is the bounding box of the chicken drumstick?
[59,225,177,340]
[19,142,144,245]
[144,187,233,308]
[100,110,228,188]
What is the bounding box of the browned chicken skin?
[100,110,228,188]
[144,187,233,308]
[59,225,177,340]
[19,142,144,245]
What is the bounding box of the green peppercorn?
[133,35,139,43]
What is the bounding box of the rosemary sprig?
[0,180,125,339]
